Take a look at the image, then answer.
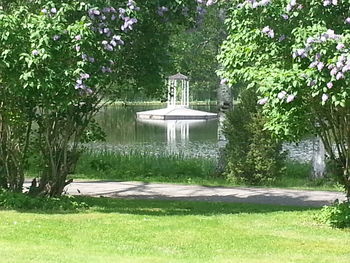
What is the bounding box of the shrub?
[224,89,286,185]
[0,188,89,211]
[317,201,350,228]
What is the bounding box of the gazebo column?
[167,80,171,108]
[182,80,185,106]
[186,80,190,107]
[173,80,177,106]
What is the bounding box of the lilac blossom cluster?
[75,1,139,95]
[292,29,347,102]
[41,7,58,15]
[196,0,217,6]
[323,0,338,6]
[286,0,303,12]
[262,26,274,38]
[237,0,271,9]
[277,91,295,103]
[75,73,93,94]
[258,91,296,105]
[257,97,268,105]
[250,1,350,106]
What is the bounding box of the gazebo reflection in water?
[136,73,217,149]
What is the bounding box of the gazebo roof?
[168,73,189,80]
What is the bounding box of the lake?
[92,104,315,162]
[92,104,220,159]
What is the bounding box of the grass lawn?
[0,198,349,263]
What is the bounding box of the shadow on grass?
[1,195,318,216]
[74,196,318,216]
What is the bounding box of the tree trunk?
[311,136,326,180]
[216,81,233,174]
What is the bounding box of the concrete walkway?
[57,181,347,207]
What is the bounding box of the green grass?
[276,162,342,191]
[72,152,342,192]
[0,197,349,263]
[74,151,221,186]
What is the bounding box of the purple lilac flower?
[105,44,114,51]
[322,94,329,102]
[336,72,344,80]
[75,35,82,41]
[262,26,274,38]
[80,73,90,79]
[328,64,335,70]
[336,61,344,68]
[121,17,138,31]
[317,62,324,71]
[330,68,338,76]
[50,8,57,14]
[286,94,295,103]
[32,50,39,56]
[277,91,287,100]
[206,0,216,6]
[308,80,316,86]
[53,35,60,41]
[257,97,268,105]
[327,82,333,89]
[220,78,229,85]
[103,7,111,13]
[336,43,345,50]
[342,64,350,72]
[309,61,318,68]
[345,18,350,24]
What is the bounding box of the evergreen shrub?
[224,89,286,185]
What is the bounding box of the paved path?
[55,181,348,207]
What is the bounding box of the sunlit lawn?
[0,198,349,263]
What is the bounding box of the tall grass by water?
[72,151,341,191]
[74,150,222,185]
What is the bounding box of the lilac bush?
[0,0,218,195]
[219,0,350,197]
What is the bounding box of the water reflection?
[92,105,219,158]
[92,105,316,161]
[137,119,215,154]
[96,105,218,144]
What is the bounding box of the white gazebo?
[167,73,190,108]
[137,73,217,120]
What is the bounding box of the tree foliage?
[0,0,216,195]
[219,0,350,197]
[168,6,225,101]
